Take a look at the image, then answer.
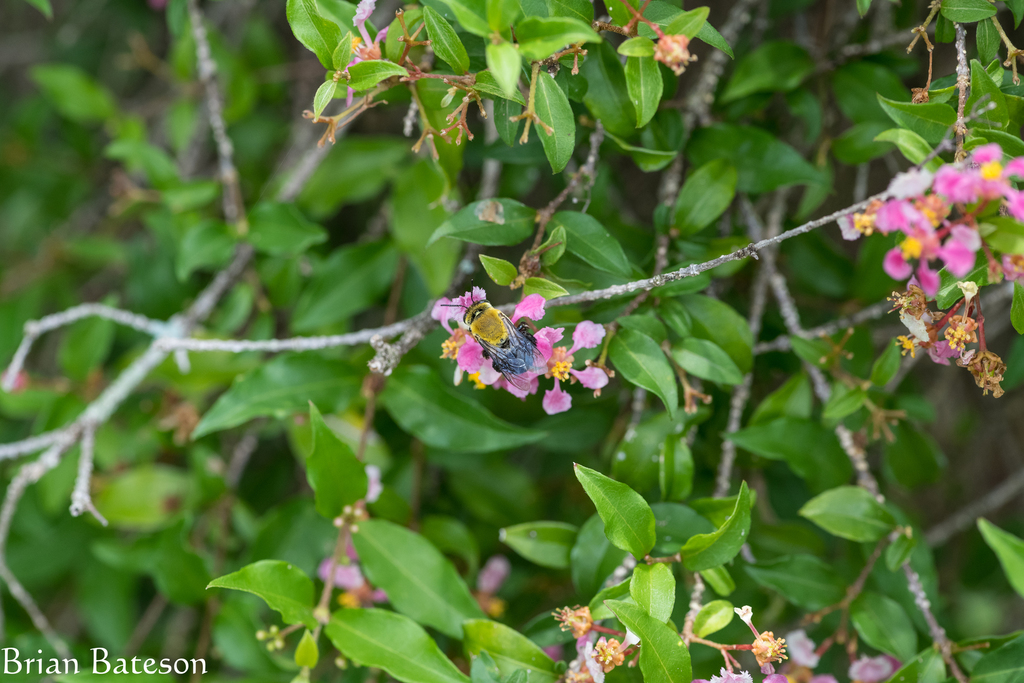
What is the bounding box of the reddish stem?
[591,625,626,637]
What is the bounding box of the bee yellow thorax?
[468,305,508,345]
[980,161,1003,181]
[900,237,922,259]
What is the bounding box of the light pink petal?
[932,165,981,204]
[938,238,976,278]
[457,338,486,373]
[365,464,383,503]
[477,555,511,593]
[927,340,958,366]
[371,589,388,602]
[950,225,982,251]
[875,200,911,234]
[431,298,455,334]
[1005,189,1024,221]
[784,630,819,668]
[1005,158,1024,179]
[810,677,839,683]
[837,214,860,241]
[534,327,565,362]
[763,676,787,683]
[883,247,913,281]
[917,264,941,297]
[454,287,488,310]
[568,320,606,354]
[583,642,605,683]
[319,559,366,590]
[477,364,502,385]
[1003,254,1024,281]
[542,644,563,661]
[970,142,1003,165]
[570,366,609,391]
[542,381,572,415]
[511,294,546,323]
[497,373,537,398]
[887,168,934,199]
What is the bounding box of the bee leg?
[481,349,490,360]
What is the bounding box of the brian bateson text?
[3,647,207,675]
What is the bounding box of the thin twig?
[953,23,970,162]
[753,300,892,354]
[925,467,1024,546]
[904,565,968,683]
[69,421,107,525]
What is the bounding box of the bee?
[446,296,545,390]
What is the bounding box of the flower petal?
[571,366,609,391]
[917,264,940,297]
[477,555,511,593]
[534,327,565,362]
[511,293,547,323]
[970,142,1003,165]
[883,247,913,281]
[542,381,572,414]
[569,320,606,353]
[837,214,860,241]
[457,338,486,373]
[365,464,383,503]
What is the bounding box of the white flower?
[784,629,819,668]
[887,168,934,199]
[734,605,753,624]
[957,280,979,303]
[899,308,932,342]
[623,629,640,648]
[849,655,899,683]
[365,464,383,503]
[838,214,860,241]
[583,641,605,683]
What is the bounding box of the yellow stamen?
[980,161,1003,181]
[896,335,916,358]
[900,237,922,260]
[338,592,361,609]
[550,360,571,381]
[854,212,875,235]
[467,372,486,389]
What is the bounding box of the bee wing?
[477,314,546,391]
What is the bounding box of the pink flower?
[477,555,511,593]
[354,0,376,43]
[710,668,753,683]
[511,294,546,324]
[534,327,565,362]
[494,373,538,398]
[884,247,913,280]
[938,227,980,278]
[784,630,819,668]
[568,321,606,354]
[849,655,899,683]
[570,366,609,394]
[875,200,926,235]
[927,340,959,365]
[971,143,1003,165]
[838,214,860,241]
[1003,254,1024,281]
[887,168,934,199]
[431,297,456,333]
[932,165,979,204]
[1006,189,1024,221]
[543,381,572,414]
[581,639,605,683]
[318,559,366,590]
[365,464,382,503]
[457,338,486,374]
[542,644,563,661]
[917,263,940,297]
[810,676,839,683]
[763,676,787,683]
[1005,158,1024,179]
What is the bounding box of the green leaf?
[721,41,814,102]
[700,565,735,596]
[325,609,470,683]
[832,62,911,124]
[581,41,635,137]
[423,6,470,74]
[573,463,657,559]
[332,31,354,69]
[687,123,823,193]
[380,366,545,453]
[850,591,918,662]
[247,202,327,256]
[877,95,956,145]
[463,620,560,683]
[1014,283,1024,335]
[664,6,708,37]
[549,211,631,276]
[857,0,872,16]
[208,560,317,629]
[476,68,525,105]
[547,0,594,22]
[670,338,744,385]
[286,0,343,68]
[436,0,491,36]
[31,64,117,123]
[293,240,399,331]
[609,328,679,417]
[833,121,896,165]
[534,70,576,173]
[516,16,600,61]
[871,337,904,385]
[307,403,368,518]
[193,355,359,438]
[94,465,191,531]
[605,132,679,172]
[978,519,1024,599]
[347,59,408,90]
[673,160,738,236]
[745,554,846,610]
[523,277,570,299]
[618,37,655,57]
[695,21,733,58]
[1008,0,1024,27]
[295,630,319,669]
[799,486,897,542]
[23,0,52,19]
[589,580,631,619]
[630,563,676,622]
[681,294,753,373]
[605,600,692,683]
[572,514,628,599]
[353,519,486,639]
[500,521,578,569]
[693,600,734,637]
[977,16,1000,64]
[626,56,663,128]
[822,384,867,421]
[428,199,536,246]
[726,417,853,492]
[971,634,1024,683]
[659,434,694,502]
[940,0,997,23]
[485,42,522,99]
[539,224,567,266]
[479,255,519,286]
[486,0,521,32]
[886,531,918,571]
[966,59,1009,128]
[681,481,751,571]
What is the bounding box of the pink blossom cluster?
[838,144,1024,297]
[433,288,610,415]
[343,0,389,105]
[317,540,387,607]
